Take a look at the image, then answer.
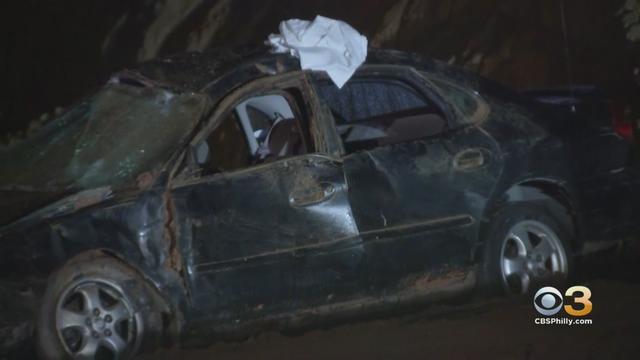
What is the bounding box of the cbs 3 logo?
[533,286,592,317]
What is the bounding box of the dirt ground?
[3,245,639,360]
[139,245,640,360]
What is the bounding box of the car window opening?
[195,92,310,175]
[315,77,447,153]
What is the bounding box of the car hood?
[0,186,114,232]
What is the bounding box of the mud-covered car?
[1,47,639,359]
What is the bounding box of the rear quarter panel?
[474,85,578,245]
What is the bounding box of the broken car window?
[316,78,446,153]
[0,84,207,191]
[195,92,309,176]
[199,111,252,174]
[236,94,299,157]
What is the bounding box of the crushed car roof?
[133,46,461,93]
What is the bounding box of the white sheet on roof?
[268,15,368,88]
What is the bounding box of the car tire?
[36,254,163,359]
[481,203,573,295]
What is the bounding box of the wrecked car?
[1,47,639,359]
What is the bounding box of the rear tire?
[481,203,573,295]
[36,254,163,359]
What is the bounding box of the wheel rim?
[55,279,139,359]
[499,220,568,294]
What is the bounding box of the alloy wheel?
[499,220,568,294]
[55,279,139,359]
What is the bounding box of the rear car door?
[169,73,362,325]
[311,67,501,295]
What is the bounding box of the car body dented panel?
[0,187,189,319]
[171,154,362,325]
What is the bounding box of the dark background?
[1,0,638,140]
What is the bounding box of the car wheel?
[37,255,161,359]
[482,204,572,295]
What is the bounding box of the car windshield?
[0,83,207,192]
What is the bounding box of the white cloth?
[268,15,368,88]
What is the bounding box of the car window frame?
[311,64,457,158]
[421,73,491,128]
[170,71,341,186]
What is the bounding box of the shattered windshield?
[0,83,207,191]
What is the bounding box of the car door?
[312,67,501,294]
[169,73,363,325]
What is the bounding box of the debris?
[268,15,368,88]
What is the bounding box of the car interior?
[315,77,447,153]
[192,77,448,175]
[194,93,307,175]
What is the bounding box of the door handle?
[289,182,336,207]
[453,148,486,170]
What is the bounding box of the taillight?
[611,103,634,141]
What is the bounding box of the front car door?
[169,72,363,330]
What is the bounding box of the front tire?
[37,255,161,359]
[482,203,572,295]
